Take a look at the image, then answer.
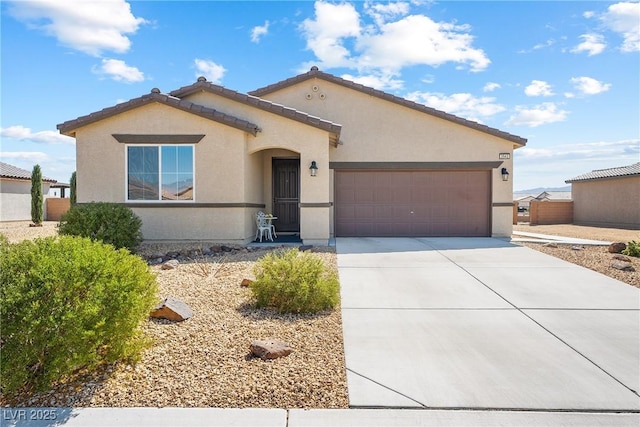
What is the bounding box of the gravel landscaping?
[514,224,640,289]
[0,222,348,408]
[2,221,638,407]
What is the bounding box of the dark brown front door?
[273,159,300,232]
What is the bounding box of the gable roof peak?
[249,69,527,147]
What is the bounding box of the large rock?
[240,277,255,287]
[613,254,632,262]
[161,259,179,270]
[608,242,627,253]
[149,297,194,321]
[611,261,635,272]
[250,340,293,360]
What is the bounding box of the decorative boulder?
[608,242,627,254]
[149,297,193,321]
[250,340,293,360]
[613,254,632,262]
[240,277,254,287]
[542,242,558,248]
[611,261,635,272]
[161,259,179,270]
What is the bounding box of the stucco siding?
[259,77,515,237]
[1,179,51,221]
[572,177,640,229]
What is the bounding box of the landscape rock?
[221,245,234,252]
[149,297,194,321]
[612,254,632,262]
[250,340,293,360]
[299,245,313,252]
[608,242,627,253]
[240,277,254,287]
[161,259,180,270]
[611,261,635,272]
[571,246,583,251]
[542,242,558,248]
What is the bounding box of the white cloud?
[194,59,226,84]
[406,91,505,123]
[341,72,404,91]
[570,76,612,95]
[601,1,640,52]
[93,59,145,83]
[583,11,596,19]
[571,33,607,56]
[300,1,361,68]
[483,82,501,92]
[6,0,147,57]
[356,15,490,73]
[299,1,490,89]
[0,151,51,163]
[1,125,75,145]
[524,80,554,97]
[364,0,410,26]
[505,103,568,127]
[251,20,270,43]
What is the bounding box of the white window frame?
[125,144,196,203]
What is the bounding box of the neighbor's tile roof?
[0,161,57,182]
[249,67,527,147]
[57,90,261,136]
[169,78,342,137]
[566,162,640,183]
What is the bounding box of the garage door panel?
[335,170,490,237]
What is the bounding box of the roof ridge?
[0,161,57,182]
[566,162,640,183]
[249,68,527,146]
[169,79,342,135]
[57,91,261,136]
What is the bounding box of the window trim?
[125,144,196,203]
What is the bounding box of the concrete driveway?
[337,237,640,412]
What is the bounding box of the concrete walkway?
[337,238,640,415]
[511,230,612,245]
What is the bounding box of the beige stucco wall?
[572,177,640,229]
[259,77,518,237]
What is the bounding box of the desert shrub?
[622,241,640,258]
[58,202,143,251]
[0,236,158,396]
[250,248,339,313]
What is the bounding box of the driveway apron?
[336,237,640,411]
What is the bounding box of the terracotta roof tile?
[249,68,527,146]
[57,92,261,136]
[0,161,56,182]
[169,80,342,137]
[566,162,640,183]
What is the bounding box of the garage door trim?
[330,161,503,170]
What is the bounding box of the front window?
[127,145,194,201]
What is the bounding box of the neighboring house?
[566,163,640,229]
[0,161,56,221]
[57,67,527,244]
[514,191,572,210]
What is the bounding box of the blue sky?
[1,0,638,191]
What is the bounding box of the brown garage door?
[335,170,491,237]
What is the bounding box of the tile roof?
[0,161,57,182]
[249,67,527,147]
[169,78,342,137]
[57,91,261,136]
[566,162,640,183]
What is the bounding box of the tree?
[31,165,44,225]
[70,171,77,205]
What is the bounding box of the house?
[57,67,527,244]
[0,161,57,221]
[566,163,640,229]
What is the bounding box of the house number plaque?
[499,153,510,159]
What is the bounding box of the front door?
[272,159,300,232]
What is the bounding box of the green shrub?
[622,241,640,258]
[0,236,158,396]
[58,202,143,251]
[250,248,339,313]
